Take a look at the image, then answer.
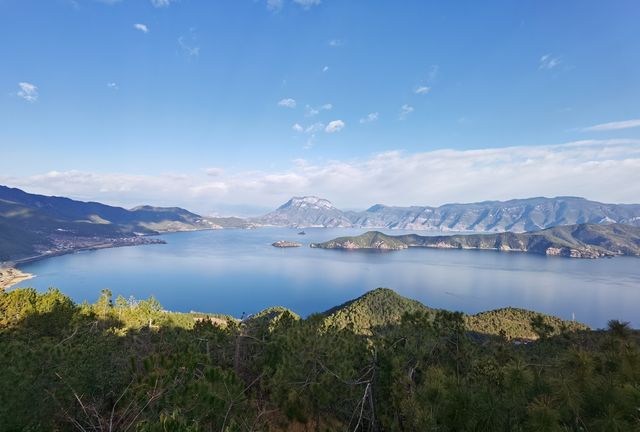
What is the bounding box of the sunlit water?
[15,228,640,328]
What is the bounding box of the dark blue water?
[15,228,640,329]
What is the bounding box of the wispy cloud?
[278,98,296,108]
[107,82,119,90]
[360,112,379,124]
[581,119,640,132]
[399,104,414,120]
[305,103,332,117]
[413,66,438,96]
[150,0,175,7]
[428,65,439,82]
[6,140,639,214]
[17,82,38,102]
[293,0,321,9]
[266,0,283,11]
[292,122,326,150]
[304,122,325,134]
[328,39,344,47]
[539,53,561,70]
[134,23,148,33]
[178,35,200,57]
[322,65,329,72]
[325,120,345,133]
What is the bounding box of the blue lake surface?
[15,227,640,329]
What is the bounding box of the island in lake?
[272,240,303,248]
[310,223,640,258]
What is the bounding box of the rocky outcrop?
[272,241,303,248]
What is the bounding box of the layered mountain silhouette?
[257,195,640,232]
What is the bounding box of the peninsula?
[310,223,640,258]
[0,266,33,290]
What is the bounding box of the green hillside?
[2,286,637,431]
[322,288,433,334]
[466,307,589,340]
[311,231,409,250]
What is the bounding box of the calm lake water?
[15,228,640,329]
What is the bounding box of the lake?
[15,227,640,329]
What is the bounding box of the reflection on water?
[16,227,640,328]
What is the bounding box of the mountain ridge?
[0,185,248,262]
[257,195,640,232]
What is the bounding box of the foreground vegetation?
[0,287,638,431]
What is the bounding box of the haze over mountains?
[3,184,640,262]
[0,185,246,262]
[257,196,640,232]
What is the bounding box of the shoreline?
[0,237,169,289]
[0,267,34,291]
[0,227,230,288]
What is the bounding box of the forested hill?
[311,223,640,258]
[321,288,588,338]
[4,286,635,431]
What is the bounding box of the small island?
[310,223,640,259]
[272,240,303,248]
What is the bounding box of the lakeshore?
[0,266,34,290]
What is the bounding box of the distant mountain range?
[0,185,250,262]
[3,185,640,263]
[310,223,640,258]
[256,196,640,232]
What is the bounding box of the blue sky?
[1,0,639,214]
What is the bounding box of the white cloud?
[399,104,414,120]
[107,82,119,90]
[582,119,640,132]
[5,140,640,215]
[539,54,561,70]
[266,0,283,11]
[360,112,379,124]
[322,65,329,72]
[278,98,296,108]
[292,123,304,133]
[293,0,321,9]
[305,103,332,117]
[150,0,175,7]
[17,82,38,102]
[134,23,148,33]
[414,86,430,95]
[325,120,345,133]
[328,39,343,47]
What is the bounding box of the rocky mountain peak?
[279,196,336,211]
